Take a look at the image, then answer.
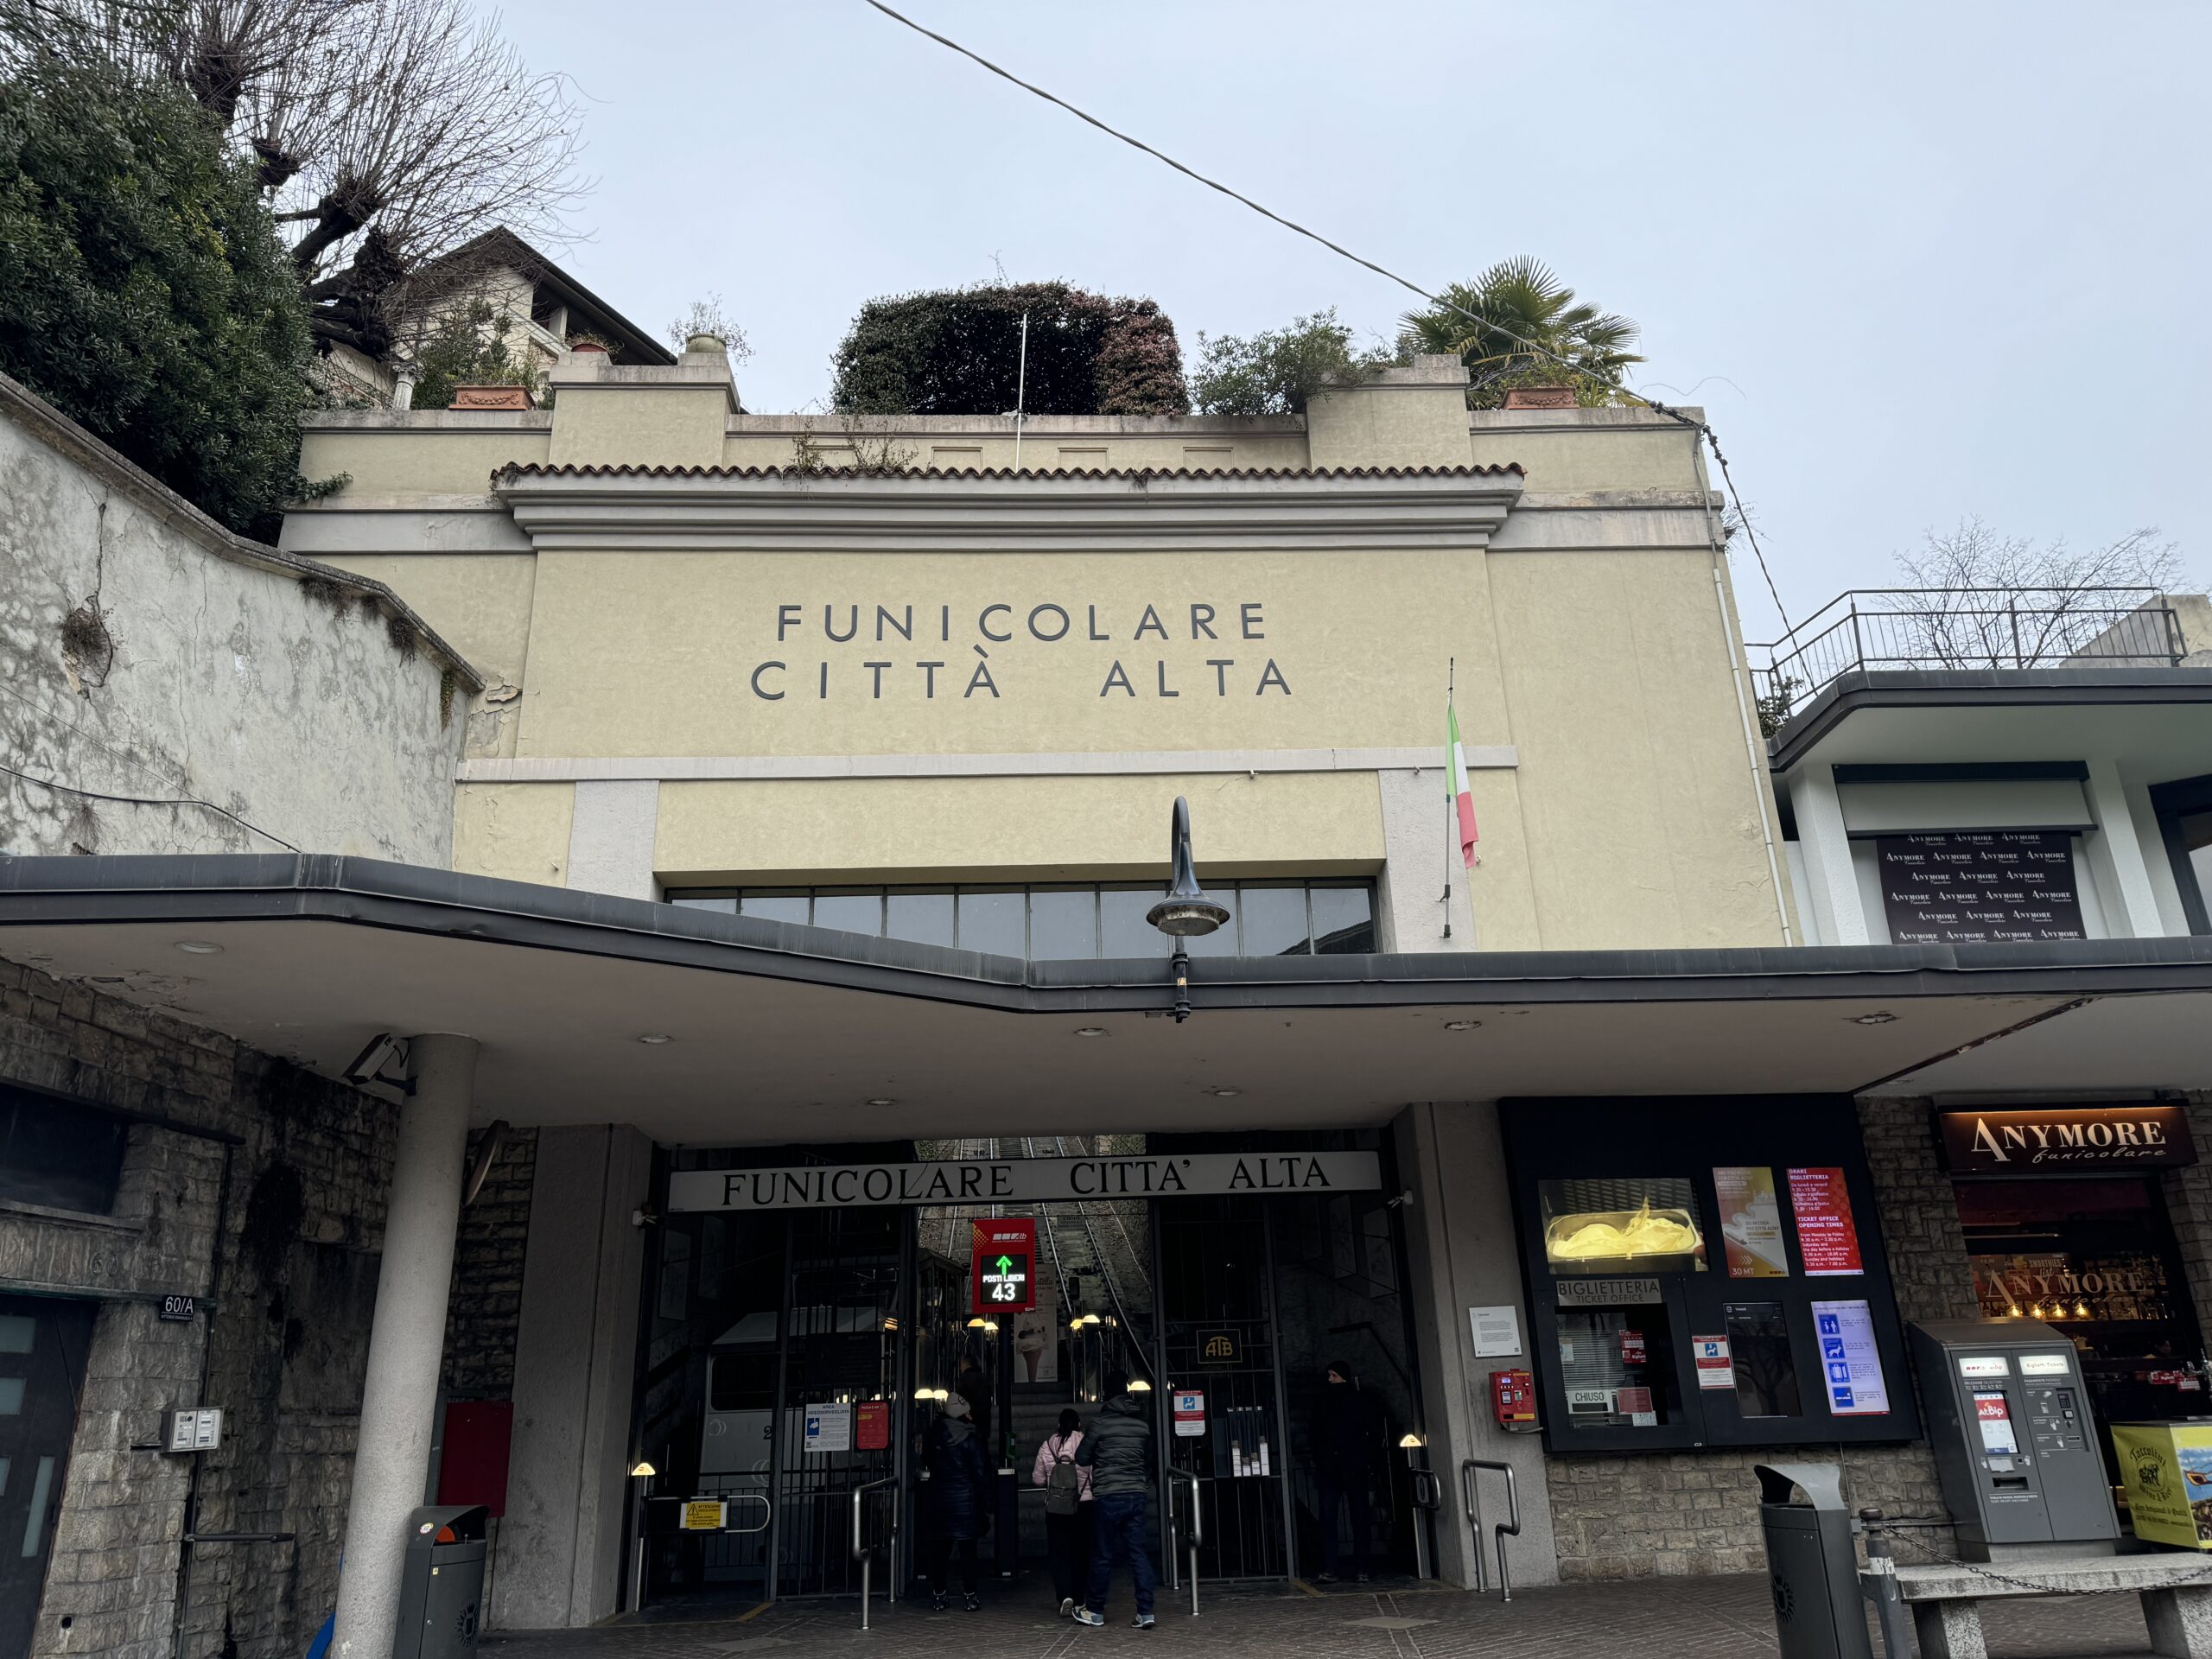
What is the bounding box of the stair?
[1008,1381,1076,1558]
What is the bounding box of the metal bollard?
[1857,1510,1910,1659]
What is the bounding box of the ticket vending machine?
[1910,1319,2118,1562]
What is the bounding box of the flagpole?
[1442,657,1454,941]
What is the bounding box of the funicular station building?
[4,337,2212,1658]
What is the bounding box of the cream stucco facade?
[285,347,1791,955]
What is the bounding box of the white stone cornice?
[490,467,1525,554]
[457,744,1519,785]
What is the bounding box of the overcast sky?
[521,0,2209,639]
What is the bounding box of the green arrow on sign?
[996,1255,1013,1274]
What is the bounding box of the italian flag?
[1447,704,1478,868]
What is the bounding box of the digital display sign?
[971,1218,1038,1314]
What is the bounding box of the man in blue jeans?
[1071,1370,1157,1628]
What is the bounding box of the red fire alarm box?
[1491,1369,1536,1428]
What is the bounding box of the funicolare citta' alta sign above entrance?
[667,1152,1383,1212]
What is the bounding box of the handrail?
[1461,1459,1522,1603]
[1178,1469,1202,1617]
[1747,586,2181,714]
[850,1476,899,1630]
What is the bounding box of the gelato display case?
[1541,1180,1707,1274]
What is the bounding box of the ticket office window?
[1503,1096,1920,1452]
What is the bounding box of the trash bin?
[394,1503,488,1658]
[1754,1464,1872,1659]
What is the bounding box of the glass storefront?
[1955,1174,2205,1471]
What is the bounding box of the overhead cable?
[856,0,1793,633]
[0,760,301,852]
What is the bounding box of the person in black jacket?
[925,1393,990,1611]
[955,1355,993,1448]
[1311,1359,1379,1584]
[1071,1371,1157,1628]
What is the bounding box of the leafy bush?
[407,300,545,410]
[0,56,316,536]
[1187,308,1391,416]
[832,281,1187,417]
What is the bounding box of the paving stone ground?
[477,1569,2177,1658]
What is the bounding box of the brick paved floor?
[477,1570,2175,1658]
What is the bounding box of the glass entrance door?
[1,1295,94,1659]
[1158,1196,1293,1580]
[766,1207,907,1599]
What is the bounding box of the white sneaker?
[1059,1597,1075,1617]
[1072,1608,1107,1627]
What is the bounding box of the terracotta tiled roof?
[493,461,1524,483]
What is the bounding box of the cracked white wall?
[0,387,465,861]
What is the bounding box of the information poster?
[1470,1306,1523,1357]
[855,1402,889,1451]
[1713,1166,1789,1278]
[1694,1334,1734,1390]
[1812,1300,1891,1416]
[1788,1167,1866,1275]
[804,1402,852,1452]
[1173,1391,1206,1438]
[1876,832,2085,944]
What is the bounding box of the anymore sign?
[1937,1104,2196,1174]
[669,1151,1382,1212]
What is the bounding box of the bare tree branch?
[6,0,590,359]
[1888,518,2189,668]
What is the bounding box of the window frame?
[665,880,1377,959]
[2149,773,2212,935]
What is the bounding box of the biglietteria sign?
[668,1152,1382,1212]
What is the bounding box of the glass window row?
[666,880,1376,959]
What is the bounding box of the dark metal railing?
[1750,588,2183,728]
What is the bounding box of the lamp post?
[1146,797,1230,1023]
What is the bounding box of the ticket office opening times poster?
[1788,1166,1866,1276]
[1813,1300,1891,1417]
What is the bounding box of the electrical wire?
[0,760,301,852]
[857,0,1795,634]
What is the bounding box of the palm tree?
[1399,257,1643,408]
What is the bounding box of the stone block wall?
[1542,1096,1971,1580]
[443,1125,537,1398]
[0,953,397,1659]
[2155,1096,2212,1332]
[1548,1442,1946,1580]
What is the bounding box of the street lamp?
[1147,796,1229,1023]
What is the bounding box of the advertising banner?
[1713,1166,1789,1278]
[1876,831,2085,944]
[2113,1422,2212,1548]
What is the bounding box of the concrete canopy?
[3,855,2210,1143]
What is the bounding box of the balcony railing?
[1750,588,2184,729]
